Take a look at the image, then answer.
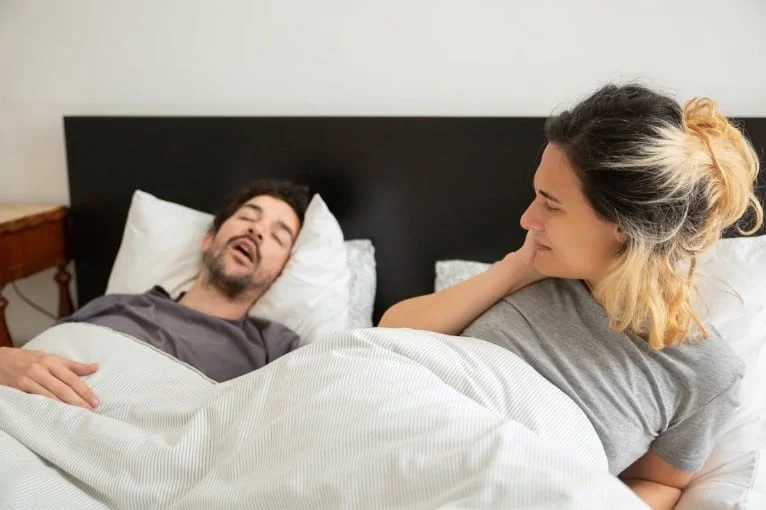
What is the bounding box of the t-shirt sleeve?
[56,293,132,324]
[262,321,302,362]
[650,377,742,472]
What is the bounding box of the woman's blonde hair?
[545,84,763,349]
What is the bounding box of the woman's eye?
[272,233,284,246]
[544,203,560,213]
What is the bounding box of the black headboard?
[64,117,766,321]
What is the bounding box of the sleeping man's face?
[200,195,301,300]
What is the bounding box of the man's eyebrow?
[242,204,295,242]
[242,204,263,214]
[539,190,562,204]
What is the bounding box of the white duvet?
[0,324,646,509]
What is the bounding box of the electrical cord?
[10,282,57,320]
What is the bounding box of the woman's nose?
[520,200,543,232]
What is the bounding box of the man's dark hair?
[211,178,310,233]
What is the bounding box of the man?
[0,179,309,409]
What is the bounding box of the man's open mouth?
[231,238,258,265]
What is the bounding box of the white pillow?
[107,192,212,297]
[345,239,376,329]
[679,236,766,509]
[107,190,350,345]
[435,235,766,508]
[692,237,766,410]
[435,260,491,293]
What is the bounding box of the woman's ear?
[614,225,628,244]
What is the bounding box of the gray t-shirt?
[463,278,743,475]
[60,287,301,382]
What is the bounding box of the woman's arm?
[620,450,695,510]
[379,234,545,335]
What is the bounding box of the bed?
[0,116,765,509]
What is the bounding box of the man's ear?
[201,231,215,253]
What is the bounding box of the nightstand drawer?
[0,211,69,284]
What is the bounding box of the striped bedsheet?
[0,323,646,509]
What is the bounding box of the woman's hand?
[495,231,547,294]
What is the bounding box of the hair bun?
[681,97,763,238]
[682,98,730,139]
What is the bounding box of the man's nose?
[247,225,264,241]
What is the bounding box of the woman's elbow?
[379,297,426,328]
[378,304,405,328]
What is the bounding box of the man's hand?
[0,347,99,409]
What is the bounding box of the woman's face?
[520,143,625,286]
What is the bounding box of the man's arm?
[0,346,99,409]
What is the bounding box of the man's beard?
[203,239,261,299]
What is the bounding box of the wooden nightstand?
[0,205,74,347]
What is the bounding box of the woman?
[379,84,763,510]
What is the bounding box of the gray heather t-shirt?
[462,278,744,475]
[60,286,301,382]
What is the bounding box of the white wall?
[2,0,765,343]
